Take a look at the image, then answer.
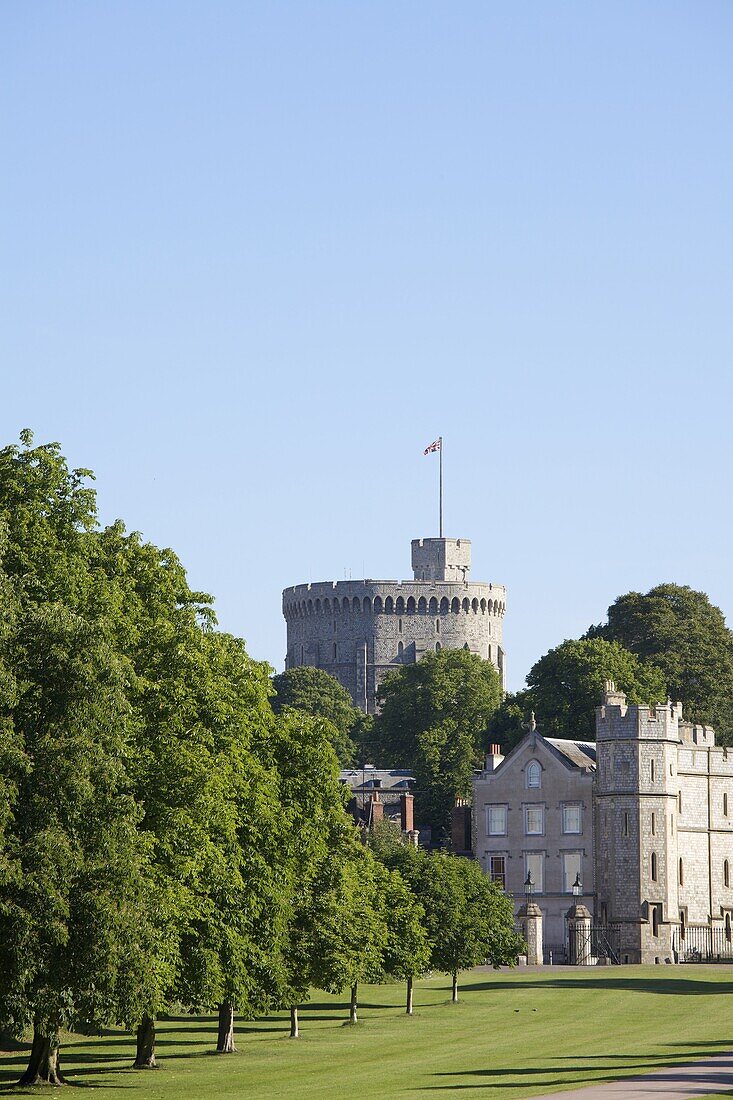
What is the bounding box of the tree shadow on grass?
[459,976,733,997]
[421,1053,733,1091]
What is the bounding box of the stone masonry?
[473,682,733,965]
[282,537,506,713]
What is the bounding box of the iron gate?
[543,925,621,965]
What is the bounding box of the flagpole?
[439,436,443,538]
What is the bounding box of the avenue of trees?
[0,434,523,1086]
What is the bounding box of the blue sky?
[2,2,731,691]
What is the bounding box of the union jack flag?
[423,438,441,455]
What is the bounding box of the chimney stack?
[368,792,384,828]
[484,744,504,772]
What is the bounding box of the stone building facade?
[472,726,596,949]
[282,537,506,713]
[473,683,733,964]
[595,683,733,964]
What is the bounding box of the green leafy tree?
[264,709,360,1038]
[375,861,431,1015]
[589,584,733,742]
[271,666,360,764]
[313,847,388,1025]
[526,637,667,739]
[374,650,502,837]
[374,840,522,1002]
[171,632,288,1055]
[93,523,290,1066]
[0,435,152,1085]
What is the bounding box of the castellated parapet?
[282,537,506,713]
[594,681,731,965]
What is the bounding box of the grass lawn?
[1,967,732,1098]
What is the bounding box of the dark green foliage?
[374,649,502,837]
[372,837,522,1000]
[526,637,667,739]
[487,690,534,752]
[271,666,360,764]
[589,584,733,742]
[0,435,152,1077]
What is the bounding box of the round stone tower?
[282,537,506,714]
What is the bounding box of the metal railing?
[673,924,733,963]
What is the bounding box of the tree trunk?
[216,1002,237,1054]
[406,975,414,1015]
[289,1005,299,1039]
[17,1027,65,1086]
[451,971,459,1003]
[349,982,358,1025]
[133,1015,157,1069]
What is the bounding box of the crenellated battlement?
[595,681,685,742]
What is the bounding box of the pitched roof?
[545,737,597,770]
[339,767,415,792]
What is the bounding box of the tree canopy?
[588,584,733,742]
[374,649,502,837]
[371,837,522,1002]
[525,637,667,740]
[271,666,359,764]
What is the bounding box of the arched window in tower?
[725,792,729,817]
[396,596,404,614]
[333,643,337,662]
[429,597,437,614]
[398,618,402,634]
[397,641,404,660]
[651,905,660,937]
[435,618,440,633]
[680,910,686,940]
[725,860,730,888]
[651,852,658,882]
[526,762,541,789]
[435,641,441,652]
[384,596,393,613]
[440,596,449,614]
[679,858,684,886]
[407,596,416,613]
[451,597,460,613]
[727,913,732,943]
[650,759,655,783]
[418,597,427,613]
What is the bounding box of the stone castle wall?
[594,686,733,964]
[282,538,506,712]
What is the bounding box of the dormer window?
[526,761,541,789]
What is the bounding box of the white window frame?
[524,804,544,836]
[562,802,582,835]
[561,850,583,893]
[486,804,508,836]
[526,761,542,789]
